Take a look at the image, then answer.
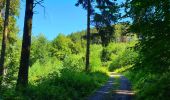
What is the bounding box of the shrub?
[29,58,62,83]
[100,43,127,63]
[109,47,138,71]
[124,70,170,100]
[26,71,109,100]
[62,54,84,72]
[90,45,102,69]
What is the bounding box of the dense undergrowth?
[2,69,109,100]
[110,40,170,100]
[123,70,170,100]
[1,22,169,100]
[0,39,110,99]
[97,36,170,100]
[0,30,138,99]
[1,0,170,99]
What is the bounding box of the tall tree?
[16,0,34,90]
[76,0,93,71]
[93,0,119,46]
[0,0,10,88]
[124,0,170,99]
[76,0,119,70]
[125,0,170,72]
[86,0,91,71]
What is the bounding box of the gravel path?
[88,73,114,100]
[113,75,134,100]
[88,72,134,100]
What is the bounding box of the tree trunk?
[85,0,91,72]
[0,0,10,88]
[16,0,33,91]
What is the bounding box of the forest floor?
[88,72,134,100]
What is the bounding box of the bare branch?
[33,0,46,18]
[33,0,44,8]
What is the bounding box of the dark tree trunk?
[85,0,91,72]
[0,0,10,88]
[16,0,33,91]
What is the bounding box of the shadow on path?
[88,72,134,100]
[112,73,134,100]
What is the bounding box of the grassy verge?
[1,68,109,100]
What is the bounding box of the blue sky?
[17,0,125,40]
[17,0,87,40]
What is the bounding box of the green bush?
[62,54,84,72]
[100,43,127,63]
[90,45,102,69]
[124,70,170,100]
[29,58,62,83]
[26,71,109,100]
[50,34,73,60]
[109,47,138,71]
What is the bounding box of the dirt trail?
[112,73,134,100]
[88,72,134,100]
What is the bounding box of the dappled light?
[0,0,170,100]
[113,90,135,95]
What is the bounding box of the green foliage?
[0,30,111,99]
[0,0,20,90]
[62,54,84,72]
[114,65,132,73]
[10,0,20,16]
[3,0,170,99]
[122,0,170,99]
[106,43,127,60]
[50,34,74,60]
[68,30,86,43]
[0,0,136,99]
[101,42,127,64]
[90,44,102,69]
[114,23,131,42]
[29,58,62,83]
[3,38,21,87]
[124,69,170,100]
[108,43,138,71]
[101,47,111,62]
[70,41,84,54]
[0,0,20,41]
[26,70,109,100]
[125,0,170,72]
[30,34,49,66]
[1,70,109,100]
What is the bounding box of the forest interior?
[0,0,170,100]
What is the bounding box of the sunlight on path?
[110,72,122,77]
[112,73,135,100]
[88,76,114,100]
[88,72,134,100]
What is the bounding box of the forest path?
[88,72,134,100]
[112,73,134,100]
